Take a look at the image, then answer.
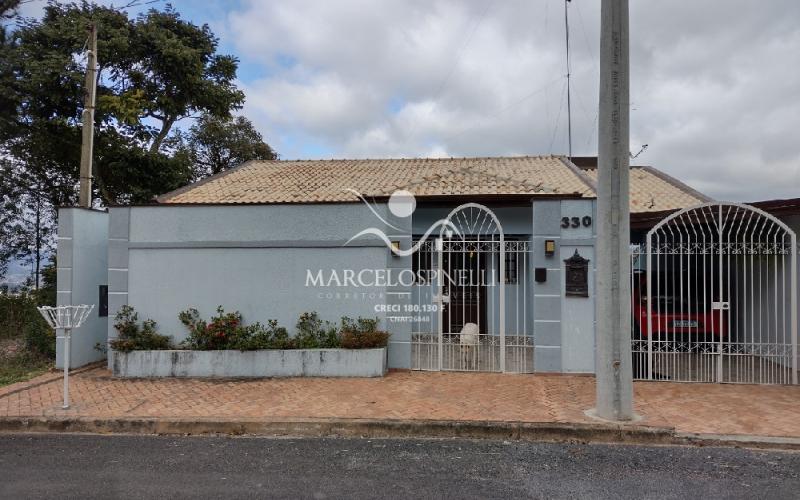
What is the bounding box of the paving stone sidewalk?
[1,367,799,439]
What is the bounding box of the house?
[55,155,797,383]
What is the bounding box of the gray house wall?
[57,196,602,374]
[532,199,597,373]
[56,208,109,368]
[108,204,402,365]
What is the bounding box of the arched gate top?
[442,202,505,238]
[647,201,797,242]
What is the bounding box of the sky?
[18,0,800,202]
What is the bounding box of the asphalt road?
[0,434,798,499]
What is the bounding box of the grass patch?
[0,353,52,387]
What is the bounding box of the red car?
[631,271,727,339]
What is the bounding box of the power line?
[438,74,565,146]
[398,1,495,144]
[430,1,494,102]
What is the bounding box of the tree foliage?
[0,1,274,283]
[184,115,277,180]
[6,2,247,205]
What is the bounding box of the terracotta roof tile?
[581,165,711,212]
[157,156,709,214]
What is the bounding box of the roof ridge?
[558,157,597,194]
[248,154,560,164]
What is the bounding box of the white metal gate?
[411,203,534,373]
[632,202,798,384]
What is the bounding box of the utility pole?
[594,0,633,421]
[78,23,97,208]
[564,0,572,160]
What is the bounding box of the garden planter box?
[110,348,387,378]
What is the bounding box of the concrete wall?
[109,204,403,365]
[111,348,387,378]
[532,199,597,373]
[56,208,109,368]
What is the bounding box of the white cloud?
[226,0,800,201]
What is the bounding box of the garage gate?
[631,202,798,385]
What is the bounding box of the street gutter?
[0,416,797,450]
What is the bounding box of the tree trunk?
[149,115,177,153]
[94,172,115,206]
[34,194,41,290]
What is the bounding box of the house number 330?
[561,216,592,229]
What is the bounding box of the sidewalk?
[1,366,799,446]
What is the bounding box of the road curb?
[2,416,798,449]
[675,432,800,451]
[0,416,677,444]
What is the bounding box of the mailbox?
[563,249,589,297]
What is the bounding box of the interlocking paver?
[1,368,799,438]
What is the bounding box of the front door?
[441,247,488,335]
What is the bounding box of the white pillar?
[595,0,634,420]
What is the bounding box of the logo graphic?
[344,189,461,256]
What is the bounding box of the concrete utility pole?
[594,0,634,421]
[78,23,98,208]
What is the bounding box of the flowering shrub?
[179,306,246,350]
[110,305,173,352]
[176,308,389,351]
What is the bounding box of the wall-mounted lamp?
[544,239,556,257]
[390,240,401,253]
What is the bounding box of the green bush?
[109,305,173,353]
[339,316,390,349]
[175,308,386,351]
[0,291,40,339]
[295,311,340,349]
[23,314,56,359]
[231,320,291,350]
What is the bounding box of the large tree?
[184,115,277,180]
[0,1,262,283]
[7,1,247,204]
